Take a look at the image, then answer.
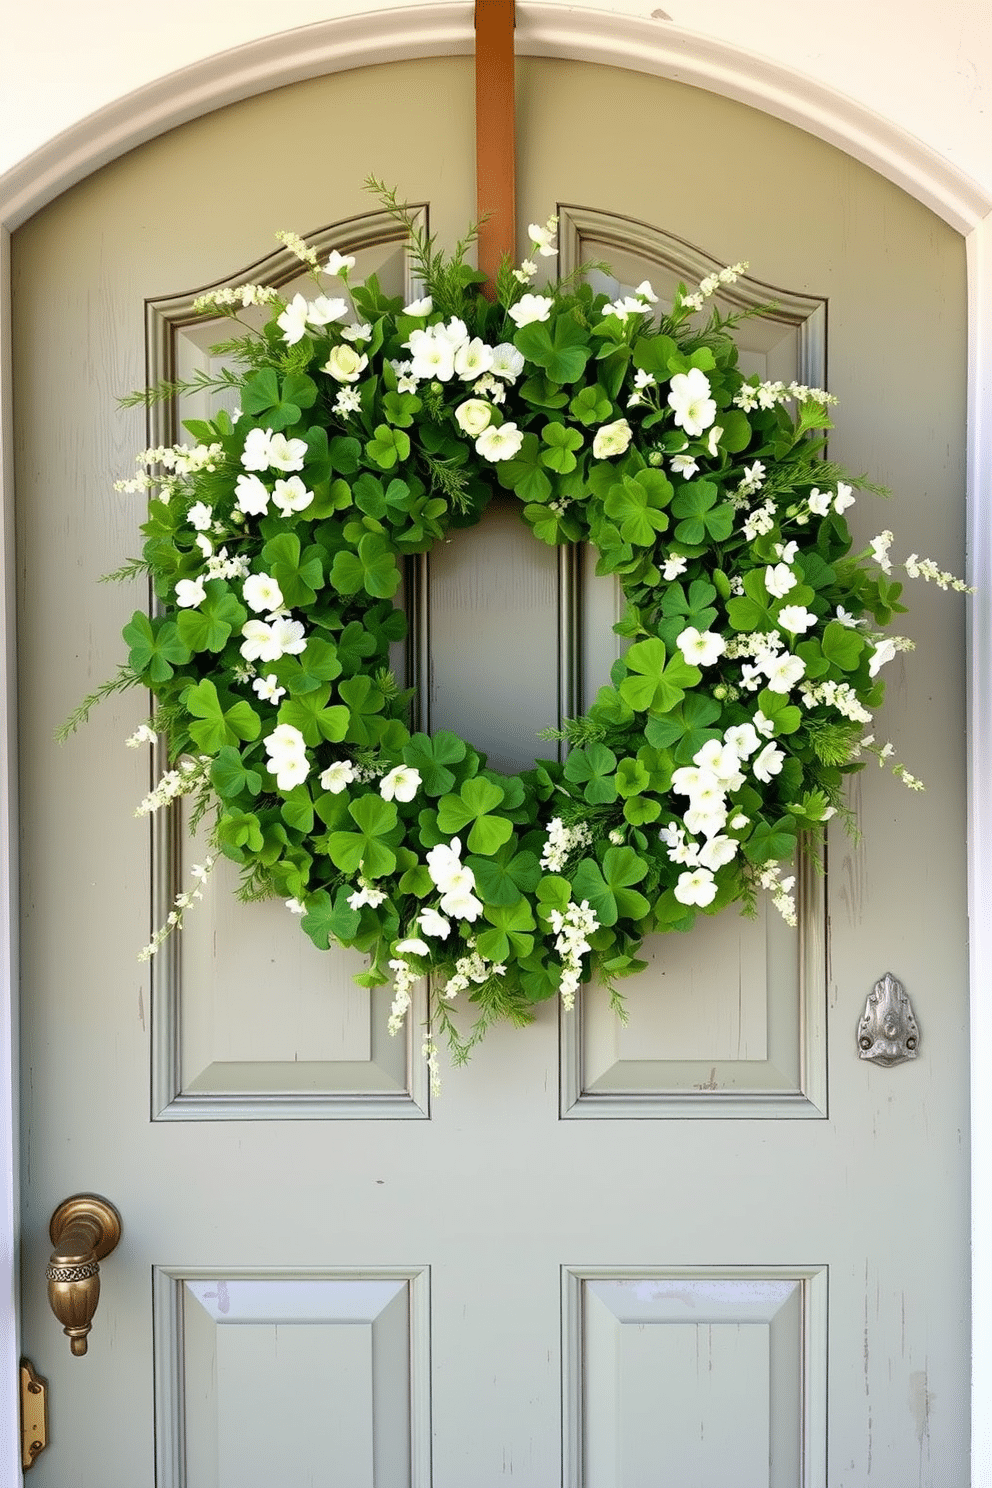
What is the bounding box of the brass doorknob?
[46,1195,122,1357]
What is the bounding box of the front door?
[14,55,970,1486]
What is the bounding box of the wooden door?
[14,56,969,1486]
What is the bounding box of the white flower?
[406,328,455,381]
[694,739,745,791]
[634,279,658,304]
[512,261,538,284]
[776,541,799,564]
[697,835,739,871]
[264,723,310,790]
[835,606,859,627]
[380,765,422,803]
[334,388,362,416]
[271,476,314,517]
[396,936,430,956]
[340,320,372,341]
[776,605,816,634]
[195,534,213,559]
[402,295,433,316]
[240,619,277,662]
[426,838,464,890]
[266,433,307,472]
[868,637,898,677]
[126,723,157,748]
[753,741,785,783]
[765,563,797,599]
[175,577,207,608]
[188,501,213,532]
[268,616,306,656]
[592,418,632,460]
[527,221,558,257]
[761,651,807,693]
[323,250,357,277]
[724,723,760,758]
[439,885,484,921]
[705,425,723,456]
[808,487,832,517]
[455,399,493,436]
[674,867,717,907]
[662,554,688,582]
[235,473,270,515]
[322,344,368,383]
[241,427,274,472]
[754,710,775,738]
[489,343,525,381]
[265,722,306,762]
[252,673,285,703]
[508,294,554,327]
[277,293,310,345]
[667,368,716,437]
[285,898,306,915]
[243,572,284,613]
[834,482,856,514]
[454,337,494,380]
[320,760,357,794]
[418,907,452,939]
[676,627,726,667]
[349,878,387,911]
[308,296,349,327]
[671,454,699,479]
[476,422,524,462]
[870,530,894,573]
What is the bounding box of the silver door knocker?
[857,972,920,1066]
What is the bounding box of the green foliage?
[70,199,946,1069]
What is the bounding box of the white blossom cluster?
[138,858,215,961]
[135,756,209,817]
[548,899,600,1011]
[904,553,973,592]
[676,261,749,314]
[386,959,419,1035]
[191,284,280,314]
[426,837,483,920]
[799,679,874,724]
[758,863,797,927]
[114,441,224,494]
[439,945,507,1001]
[274,229,322,270]
[733,379,837,412]
[540,817,594,872]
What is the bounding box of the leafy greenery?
[71,195,953,1064]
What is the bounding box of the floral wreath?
[66,184,969,1070]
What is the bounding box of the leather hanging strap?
[474,0,516,297]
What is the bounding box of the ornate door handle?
[46,1195,122,1356]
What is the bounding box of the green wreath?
[67,187,965,1062]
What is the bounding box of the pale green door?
[14,54,969,1486]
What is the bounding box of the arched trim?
[0,3,988,233]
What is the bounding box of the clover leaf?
[513,314,592,385]
[184,679,261,753]
[329,533,401,599]
[327,794,401,878]
[619,638,701,714]
[570,847,651,927]
[176,582,246,655]
[436,777,513,855]
[564,742,618,804]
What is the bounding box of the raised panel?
[145,215,430,1118]
[563,1267,827,1488]
[154,1269,431,1488]
[558,208,829,1118]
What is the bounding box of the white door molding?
[1,6,989,1482]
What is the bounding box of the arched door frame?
[1,6,989,1480]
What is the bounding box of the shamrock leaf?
[476,899,536,963]
[300,886,361,950]
[329,533,401,599]
[436,777,513,855]
[175,582,247,654]
[327,794,401,878]
[603,469,672,547]
[467,843,541,906]
[277,685,349,746]
[670,480,734,545]
[184,678,261,753]
[123,611,191,683]
[261,533,324,608]
[495,431,553,503]
[539,420,584,474]
[569,385,613,426]
[338,675,385,746]
[514,313,592,385]
[210,745,262,801]
[570,846,651,927]
[821,620,865,671]
[402,730,468,795]
[563,742,618,804]
[365,424,410,470]
[619,638,701,714]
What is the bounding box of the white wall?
[3,0,990,203]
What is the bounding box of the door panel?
[14,55,969,1486]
